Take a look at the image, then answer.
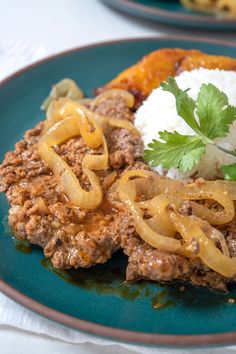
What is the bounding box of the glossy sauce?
[12,234,235,309]
[151,289,175,310]
[5,213,174,309]
[79,198,119,233]
[14,239,32,254]
[41,252,175,309]
[14,241,235,309]
[98,198,118,215]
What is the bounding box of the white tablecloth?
[0,1,236,353]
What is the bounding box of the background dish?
[102,0,236,30]
[1,36,236,347]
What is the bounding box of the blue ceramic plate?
[102,0,236,30]
[1,36,236,347]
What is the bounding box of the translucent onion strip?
[82,135,108,171]
[170,212,236,278]
[137,174,235,225]
[77,107,103,148]
[42,98,81,134]
[139,194,183,237]
[41,78,84,111]
[38,113,107,209]
[77,102,140,137]
[43,98,140,137]
[118,182,185,253]
[199,219,230,258]
[119,169,151,185]
[139,194,230,257]
[118,170,235,277]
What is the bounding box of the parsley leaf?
[144,131,205,172]
[221,163,236,181]
[161,77,203,138]
[196,83,236,140]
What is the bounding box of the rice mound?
[135,68,236,180]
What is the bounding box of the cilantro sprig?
[144,132,205,172]
[144,77,236,179]
[221,164,236,181]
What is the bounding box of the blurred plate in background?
[102,0,236,30]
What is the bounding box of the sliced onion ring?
[118,182,187,254]
[43,97,139,137]
[117,170,235,277]
[38,113,107,209]
[136,174,235,225]
[41,78,84,111]
[170,212,236,278]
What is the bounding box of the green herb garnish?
[221,163,236,181]
[144,77,236,179]
[144,131,205,172]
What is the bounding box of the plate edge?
[1,35,236,346]
[106,0,236,24]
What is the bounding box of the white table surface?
[0,1,236,353]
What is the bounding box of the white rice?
[135,68,236,180]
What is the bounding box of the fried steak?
[2,48,236,291]
[1,93,236,291]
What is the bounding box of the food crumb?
[228,298,235,304]
[179,286,185,292]
[195,178,205,186]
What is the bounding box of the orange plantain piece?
[177,53,236,74]
[98,48,236,107]
[98,49,200,104]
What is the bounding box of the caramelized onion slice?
[170,212,236,278]
[44,98,139,138]
[38,141,102,209]
[118,181,190,255]
[118,170,235,276]
[38,114,106,209]
[190,198,234,226]
[139,195,179,237]
[136,174,235,225]
[139,194,230,257]
[82,135,108,171]
[199,219,230,258]
[120,169,151,185]
[41,79,84,111]
[41,115,81,146]
[78,105,110,132]
[43,99,103,148]
[76,106,103,148]
[204,180,236,200]
[43,98,81,133]
[79,103,139,136]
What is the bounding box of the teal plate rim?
[1,35,236,347]
[102,0,236,29]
